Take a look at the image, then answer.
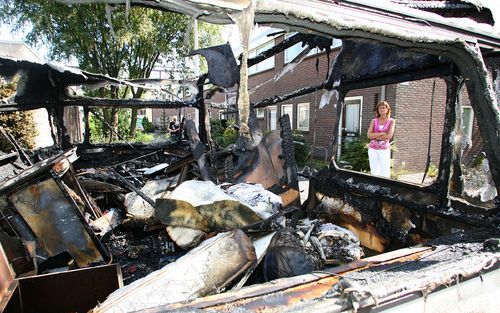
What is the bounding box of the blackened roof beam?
[326,40,446,89]
[390,0,495,25]
[253,63,452,109]
[245,33,332,68]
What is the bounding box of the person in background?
[367,101,396,178]
[168,116,180,141]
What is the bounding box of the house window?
[249,40,275,75]
[268,106,277,130]
[284,33,317,63]
[256,108,265,119]
[284,33,305,63]
[462,106,474,139]
[297,103,310,131]
[281,104,293,128]
[284,33,342,63]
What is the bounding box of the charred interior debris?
[0,0,499,312]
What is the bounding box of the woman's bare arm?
[378,119,395,140]
[367,119,384,139]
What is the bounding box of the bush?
[210,118,237,148]
[427,162,439,178]
[210,118,225,147]
[132,130,154,143]
[0,111,38,151]
[305,158,329,171]
[339,136,370,172]
[472,152,485,168]
[293,132,311,167]
[89,109,156,143]
[0,79,37,151]
[89,109,131,143]
[141,116,156,133]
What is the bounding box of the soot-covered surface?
[103,228,187,285]
[331,229,500,303]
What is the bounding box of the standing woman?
[367,101,396,178]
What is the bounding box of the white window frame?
[249,40,275,75]
[297,103,310,131]
[268,106,277,131]
[281,104,294,129]
[462,106,474,139]
[336,96,363,158]
[344,96,363,134]
[256,108,265,119]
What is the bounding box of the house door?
[338,96,362,159]
[343,97,362,143]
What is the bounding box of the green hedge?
[293,132,311,167]
[339,136,370,172]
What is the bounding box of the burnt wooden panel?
[12,264,121,313]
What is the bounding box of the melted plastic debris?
[317,223,364,263]
[224,182,282,220]
[320,89,337,108]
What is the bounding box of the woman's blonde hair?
[375,101,391,118]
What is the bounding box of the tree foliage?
[0,1,223,141]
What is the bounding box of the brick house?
[209,29,480,173]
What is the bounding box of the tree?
[0,1,222,141]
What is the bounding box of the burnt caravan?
[0,0,498,312]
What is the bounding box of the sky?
[1,22,235,65]
[0,21,274,65]
[0,23,49,61]
[0,24,21,41]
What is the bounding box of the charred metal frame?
[0,0,497,312]
[1,1,497,218]
[232,4,499,208]
[251,1,500,191]
[0,57,209,150]
[246,36,488,244]
[0,1,497,217]
[139,0,500,252]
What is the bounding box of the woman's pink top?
[368,118,393,150]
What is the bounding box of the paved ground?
[397,172,436,185]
